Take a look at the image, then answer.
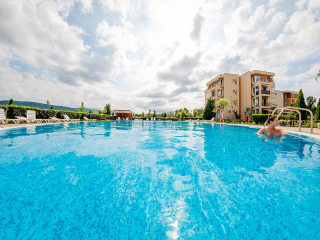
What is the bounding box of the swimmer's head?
[267,114,278,127]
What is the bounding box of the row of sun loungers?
[0,109,96,125]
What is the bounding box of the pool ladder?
[264,106,314,134]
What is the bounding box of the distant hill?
[0,100,100,113]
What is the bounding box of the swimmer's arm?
[277,128,289,136]
[257,128,266,135]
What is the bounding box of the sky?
[0,0,320,112]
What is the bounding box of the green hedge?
[252,114,269,124]
[0,105,113,121]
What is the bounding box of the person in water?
[257,114,289,136]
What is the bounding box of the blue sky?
[0,0,319,112]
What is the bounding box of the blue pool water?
[0,121,320,239]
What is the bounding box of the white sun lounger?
[15,116,32,123]
[27,110,43,123]
[117,117,121,121]
[63,115,79,122]
[50,117,62,123]
[0,109,20,124]
[84,117,96,122]
[126,117,129,121]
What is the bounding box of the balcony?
[251,93,254,97]
[262,102,270,107]
[261,90,270,95]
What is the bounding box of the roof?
[115,110,133,114]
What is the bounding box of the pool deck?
[1,121,320,139]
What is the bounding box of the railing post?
[299,111,301,132]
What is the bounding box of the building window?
[271,98,275,104]
[265,77,269,82]
[255,98,259,106]
[271,87,275,93]
[292,99,294,103]
[254,76,261,82]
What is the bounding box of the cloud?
[190,9,204,40]
[268,0,284,7]
[295,0,307,10]
[157,53,201,86]
[309,0,320,8]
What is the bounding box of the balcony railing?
[262,103,270,107]
[261,90,270,95]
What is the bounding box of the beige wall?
[220,74,239,120]
[275,90,284,108]
[240,71,252,119]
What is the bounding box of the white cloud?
[309,0,320,8]
[268,0,284,7]
[295,0,307,10]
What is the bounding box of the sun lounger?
[318,123,320,129]
[15,116,32,123]
[27,110,43,123]
[63,115,79,122]
[0,109,20,124]
[84,117,96,122]
[50,117,62,123]
[117,117,121,121]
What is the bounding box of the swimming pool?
[0,121,320,239]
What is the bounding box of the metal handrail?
[263,106,314,134]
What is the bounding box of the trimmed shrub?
[0,105,110,121]
[279,120,287,126]
[252,114,269,124]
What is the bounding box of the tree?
[181,110,187,120]
[46,100,50,105]
[50,105,54,110]
[193,109,198,118]
[80,102,85,112]
[149,109,151,116]
[8,98,14,105]
[316,69,320,82]
[176,111,181,118]
[93,110,97,114]
[315,98,320,120]
[217,98,229,108]
[142,111,145,117]
[306,96,316,112]
[89,110,92,113]
[98,110,103,114]
[153,110,156,117]
[104,103,111,115]
[296,89,307,120]
[203,99,215,120]
[163,112,168,118]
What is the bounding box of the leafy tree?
[181,110,187,120]
[74,109,80,112]
[217,98,229,108]
[50,105,54,110]
[315,98,320,120]
[149,109,151,116]
[203,98,215,120]
[163,112,168,118]
[316,69,320,82]
[8,98,14,105]
[80,102,85,112]
[142,112,145,117]
[104,103,111,115]
[153,110,156,117]
[93,110,97,114]
[176,111,181,118]
[46,100,50,105]
[193,109,198,118]
[306,96,316,112]
[98,110,103,114]
[89,110,92,113]
[296,89,307,120]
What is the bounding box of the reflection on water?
[0,122,319,239]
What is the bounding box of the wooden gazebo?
[115,110,133,120]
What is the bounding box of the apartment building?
[204,73,240,119]
[275,90,299,108]
[204,70,298,120]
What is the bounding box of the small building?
[115,110,133,120]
